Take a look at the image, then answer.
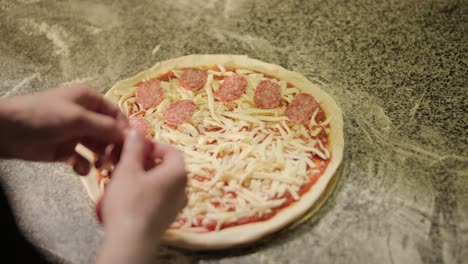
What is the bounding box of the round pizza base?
[78,55,344,250]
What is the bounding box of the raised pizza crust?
[79,54,344,250]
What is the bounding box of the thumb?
[95,194,104,224]
[117,129,145,173]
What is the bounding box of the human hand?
[0,83,128,174]
[96,130,187,263]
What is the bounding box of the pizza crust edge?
[79,54,344,250]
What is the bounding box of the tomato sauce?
[205,127,223,132]
[157,70,176,82]
[315,109,326,123]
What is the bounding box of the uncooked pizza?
[79,55,344,250]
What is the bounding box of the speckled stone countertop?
[0,0,467,263]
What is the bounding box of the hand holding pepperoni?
[96,129,187,263]
[0,83,128,174]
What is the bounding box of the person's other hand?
[96,130,188,263]
[0,83,128,174]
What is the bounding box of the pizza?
[78,55,344,250]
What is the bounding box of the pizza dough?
[78,55,344,250]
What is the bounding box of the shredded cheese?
[110,66,331,232]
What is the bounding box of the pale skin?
[0,84,188,263]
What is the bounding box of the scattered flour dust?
[18,0,41,3]
[152,44,161,55]
[19,19,73,56]
[19,19,75,78]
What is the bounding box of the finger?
[151,143,185,173]
[148,144,187,184]
[65,155,76,167]
[80,86,130,131]
[94,144,122,170]
[109,143,123,165]
[72,111,124,142]
[55,140,79,161]
[74,154,91,176]
[143,139,156,171]
[145,142,171,168]
[116,110,130,131]
[66,153,91,176]
[95,194,104,224]
[94,147,111,170]
[107,134,152,170]
[80,138,109,156]
[72,84,122,119]
[152,142,178,160]
[116,129,145,172]
[143,156,156,171]
[67,84,129,132]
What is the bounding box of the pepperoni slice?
[254,80,282,109]
[129,115,151,135]
[179,68,208,91]
[163,100,197,125]
[214,75,247,103]
[285,93,320,125]
[136,79,164,109]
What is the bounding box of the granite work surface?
[0,0,467,263]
